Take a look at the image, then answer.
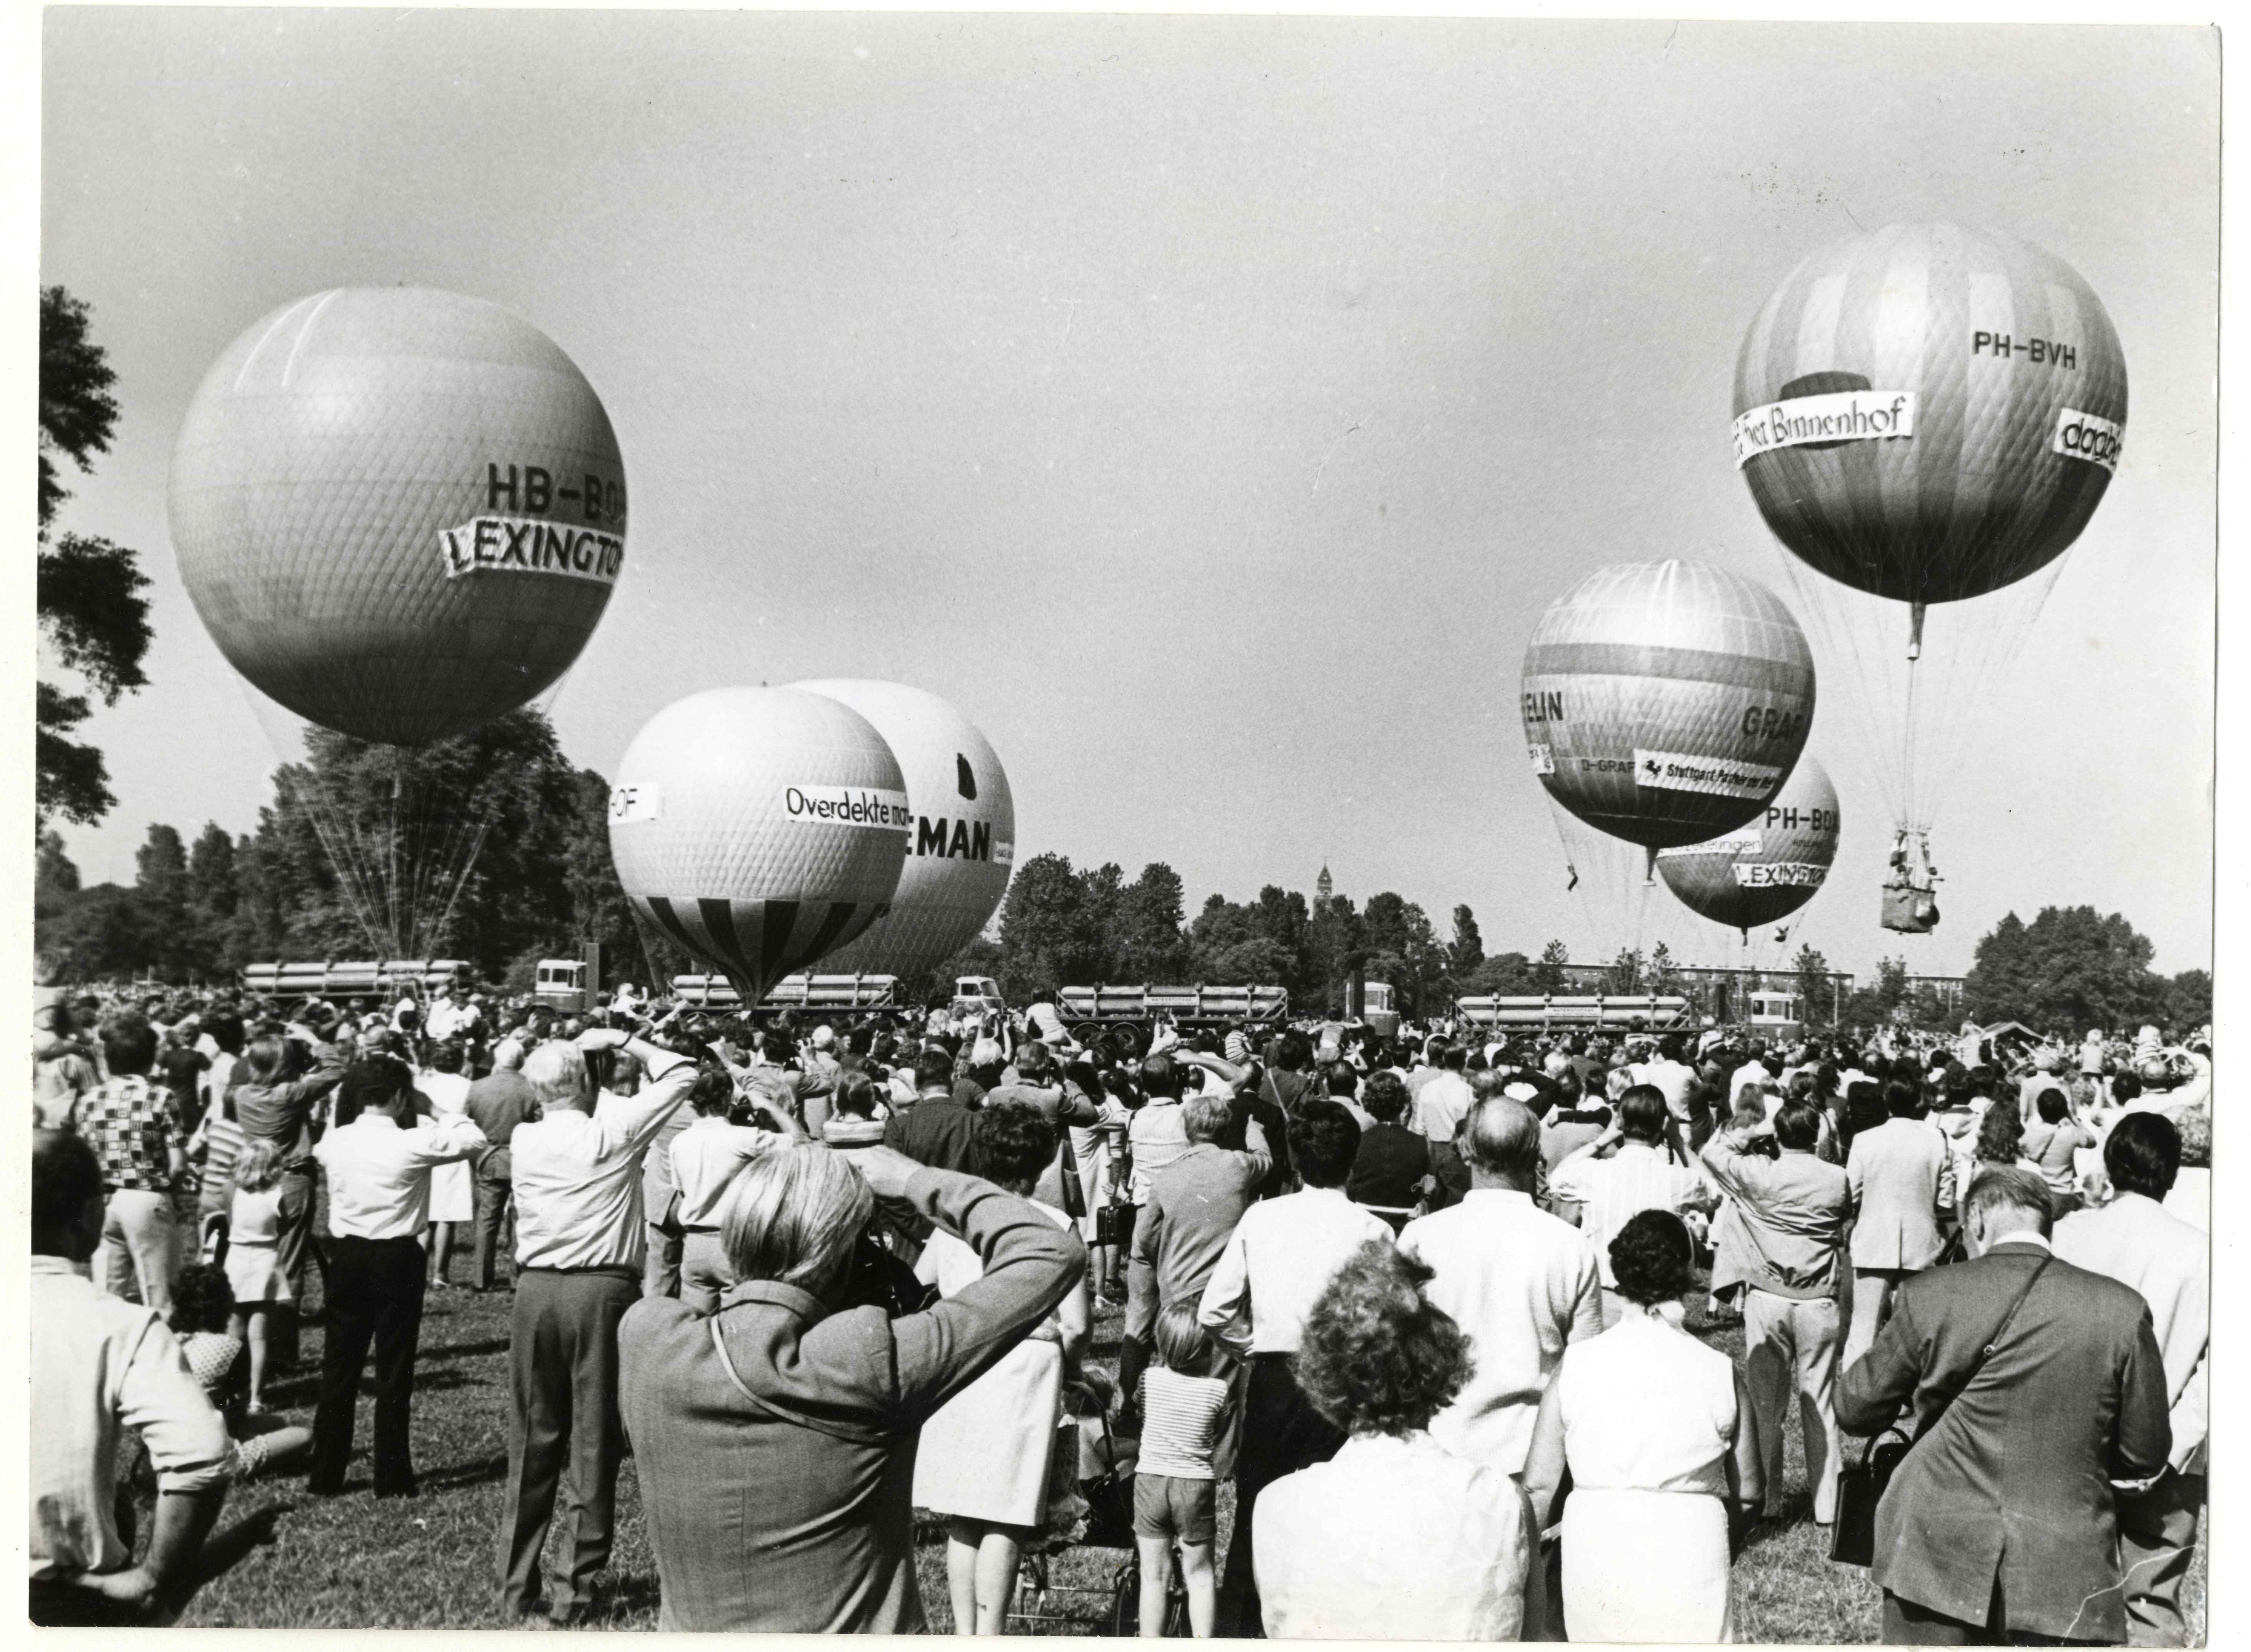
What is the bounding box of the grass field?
[173,1252,2204,1640]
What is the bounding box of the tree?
[185,823,242,970]
[134,823,193,977]
[1791,944,1833,1027]
[1206,936,1295,986]
[1962,905,2166,1035]
[234,709,584,979]
[39,288,153,825]
[35,829,80,916]
[1114,863,1191,982]
[38,884,159,983]
[1606,948,1644,994]
[1448,905,1485,977]
[2166,969,2212,1031]
[1461,951,1538,996]
[1536,939,1570,994]
[997,853,1100,999]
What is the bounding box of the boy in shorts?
[1134,1301,1229,1636]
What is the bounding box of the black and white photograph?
[26,10,2218,1643]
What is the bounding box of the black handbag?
[1095,1193,1135,1251]
[1830,1254,2051,1567]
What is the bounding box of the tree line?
[36,711,2209,1037]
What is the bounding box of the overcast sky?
[40,13,2215,980]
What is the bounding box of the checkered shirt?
[78,1075,182,1194]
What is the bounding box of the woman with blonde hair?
[225,1136,290,1411]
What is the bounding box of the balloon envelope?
[790,680,1015,979]
[608,687,909,1001]
[1521,561,1815,850]
[1734,222,2126,605]
[1658,754,1840,932]
[169,287,628,746]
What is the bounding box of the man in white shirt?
[1631,1033,1700,1124]
[1729,1043,1775,1106]
[2053,1113,2209,1647]
[500,1026,696,1626]
[1399,1096,1605,1473]
[308,1055,489,1498]
[1414,1044,1477,1210]
[1547,1086,1719,1325]
[31,1130,232,1625]
[1197,1101,1393,1635]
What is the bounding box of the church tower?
[1315,864,1333,912]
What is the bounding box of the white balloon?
[790,679,1016,979]
[608,687,909,1000]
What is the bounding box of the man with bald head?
[1397,1096,1604,1474]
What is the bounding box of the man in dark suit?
[1839,1166,2171,1646]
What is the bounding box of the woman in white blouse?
[1522,1208,1763,1642]
[1252,1240,1531,1640]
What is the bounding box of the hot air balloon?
[1521,560,1815,961]
[607,687,911,1003]
[789,680,1016,980]
[1658,754,1840,939]
[167,287,631,959]
[1733,224,2126,931]
[170,286,628,747]
[1523,561,1815,852]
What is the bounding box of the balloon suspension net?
[239,668,578,962]
[1770,545,2070,898]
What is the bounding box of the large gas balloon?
[1521,561,1815,850]
[608,688,909,1002]
[1733,222,2126,605]
[1658,755,1840,935]
[169,287,628,746]
[790,680,1015,980]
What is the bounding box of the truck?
[1057,983,1290,1051]
[1453,994,1691,1032]
[949,975,1007,1021]
[1745,987,1803,1042]
[668,973,903,1016]
[240,959,474,1002]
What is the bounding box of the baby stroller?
[1006,1376,1191,1636]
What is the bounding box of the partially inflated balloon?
[1734,223,2126,605]
[169,287,628,746]
[1658,755,1839,933]
[789,680,1016,979]
[1521,561,1815,849]
[608,688,909,1001]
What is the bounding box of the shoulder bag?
[1831,1254,2051,1566]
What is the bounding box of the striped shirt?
[1546,1141,1717,1288]
[1136,1366,1230,1481]
[194,1114,247,1215]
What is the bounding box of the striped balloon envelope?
[1520,561,1815,850]
[607,687,910,1003]
[170,287,627,747]
[790,680,1016,981]
[1733,222,2127,605]
[1658,754,1840,935]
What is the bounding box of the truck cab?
[1747,989,1803,1042]
[534,958,588,1007]
[951,976,1007,1019]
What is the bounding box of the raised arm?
[866,1156,1084,1423]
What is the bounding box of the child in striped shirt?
[1134,1301,1229,1637]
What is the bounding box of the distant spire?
[1315,864,1333,910]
